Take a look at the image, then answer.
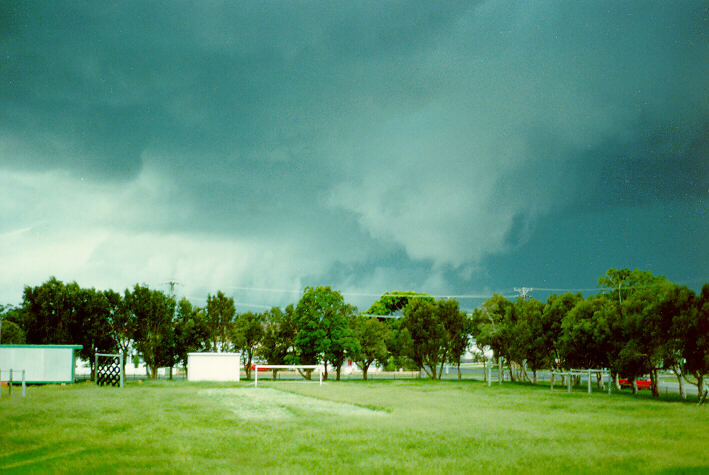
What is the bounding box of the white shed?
[0,344,83,383]
[187,352,241,382]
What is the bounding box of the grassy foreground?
[1,379,708,473]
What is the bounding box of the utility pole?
[163,280,182,299]
[514,287,533,300]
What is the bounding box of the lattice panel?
[96,359,121,387]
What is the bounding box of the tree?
[438,299,470,380]
[349,316,389,380]
[541,293,583,370]
[124,284,176,379]
[22,277,79,344]
[366,291,435,316]
[258,305,298,380]
[654,284,698,399]
[512,297,547,384]
[174,298,210,369]
[105,289,135,376]
[0,305,25,344]
[205,291,236,351]
[559,296,619,382]
[367,291,434,372]
[232,311,265,380]
[682,283,709,401]
[323,303,358,381]
[471,295,515,380]
[0,318,25,344]
[400,298,447,379]
[294,286,354,380]
[73,287,116,379]
[598,268,665,306]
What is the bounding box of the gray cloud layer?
[1,1,707,306]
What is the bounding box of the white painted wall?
[0,345,81,383]
[187,352,241,382]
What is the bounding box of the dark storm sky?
[1,1,707,310]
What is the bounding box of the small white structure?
[0,344,82,383]
[187,352,241,382]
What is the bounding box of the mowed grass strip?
[1,379,707,473]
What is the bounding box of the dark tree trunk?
[532,369,537,385]
[650,369,660,398]
[272,369,278,380]
[457,362,462,380]
[362,366,368,381]
[698,374,705,403]
[631,377,638,395]
[672,367,685,400]
[245,355,252,380]
[336,366,341,381]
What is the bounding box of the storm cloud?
[1,1,707,309]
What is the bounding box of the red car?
[619,378,651,390]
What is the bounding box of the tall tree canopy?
[205,291,236,351]
[232,311,265,380]
[124,284,176,379]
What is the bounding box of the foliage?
[174,298,210,368]
[559,296,617,371]
[104,289,134,374]
[232,311,265,379]
[258,305,298,379]
[511,297,547,382]
[22,276,80,345]
[471,294,515,378]
[294,286,356,380]
[366,291,434,316]
[205,291,236,351]
[0,318,25,344]
[349,316,389,380]
[598,268,666,305]
[541,293,582,368]
[684,284,709,394]
[124,284,176,379]
[400,298,448,379]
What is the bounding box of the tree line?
[1,269,707,400]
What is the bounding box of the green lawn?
[1,379,708,473]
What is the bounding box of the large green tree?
[22,277,79,345]
[349,316,389,380]
[232,311,265,380]
[174,298,210,369]
[124,284,176,379]
[685,284,709,400]
[294,286,354,380]
[104,289,135,376]
[512,297,547,384]
[367,291,434,371]
[541,293,583,370]
[73,287,116,379]
[559,296,618,377]
[258,305,298,379]
[438,299,471,380]
[400,298,448,379]
[0,305,25,344]
[471,294,515,380]
[205,291,236,351]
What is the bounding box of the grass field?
[1,379,708,473]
